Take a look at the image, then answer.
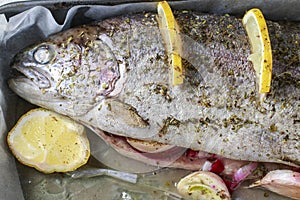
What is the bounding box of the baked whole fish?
[9,10,300,167]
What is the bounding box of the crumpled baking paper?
[0,1,299,199]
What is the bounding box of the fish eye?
[33,44,55,64]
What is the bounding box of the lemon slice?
[157,1,183,86]
[242,8,272,93]
[7,108,90,173]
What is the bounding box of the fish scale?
[9,10,300,166]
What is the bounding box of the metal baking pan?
[0,1,298,199]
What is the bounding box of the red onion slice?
[210,159,225,174]
[140,146,187,166]
[126,137,176,153]
[202,161,213,171]
[233,162,258,183]
[202,159,225,174]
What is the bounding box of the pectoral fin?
[100,99,148,128]
[76,99,150,137]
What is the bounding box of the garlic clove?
[176,171,231,200]
[249,170,300,199]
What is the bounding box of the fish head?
[9,26,123,116]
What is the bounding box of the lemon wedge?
[157,1,183,86]
[7,108,90,173]
[242,8,272,93]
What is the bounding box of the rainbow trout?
[9,10,300,166]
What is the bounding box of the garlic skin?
[176,171,231,200]
[249,170,300,200]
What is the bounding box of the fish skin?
[8,11,300,165]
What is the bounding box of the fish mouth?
[9,73,44,92]
[9,75,67,111]
[8,76,46,104]
[12,63,51,89]
[9,63,53,103]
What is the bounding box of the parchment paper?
[0,1,298,199]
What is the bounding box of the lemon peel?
[7,108,90,173]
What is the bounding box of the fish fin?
[101,98,148,128]
[76,99,148,136]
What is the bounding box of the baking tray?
[0,0,299,199]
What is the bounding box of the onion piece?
[233,162,258,183]
[177,171,231,200]
[126,137,175,153]
[140,146,187,161]
[222,162,258,193]
[202,161,213,171]
[249,170,300,199]
[210,159,225,174]
[202,159,225,174]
